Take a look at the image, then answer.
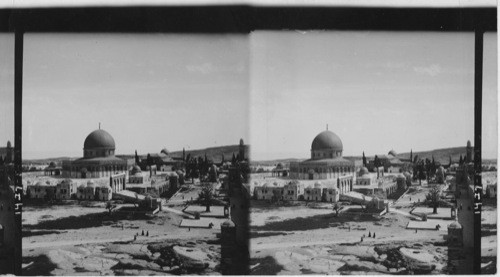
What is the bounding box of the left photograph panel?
[21,34,250,275]
[0,33,19,275]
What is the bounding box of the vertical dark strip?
[14,28,23,276]
[473,27,483,275]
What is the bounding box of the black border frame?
[0,6,496,275]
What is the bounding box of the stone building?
[289,130,355,182]
[55,180,77,200]
[44,162,62,176]
[76,181,98,200]
[304,182,324,201]
[282,181,304,201]
[62,128,128,179]
[27,182,56,200]
[95,185,112,201]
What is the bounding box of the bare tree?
[333,203,342,217]
[426,184,441,214]
[105,201,114,214]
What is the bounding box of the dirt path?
[24,231,212,250]
[251,232,442,251]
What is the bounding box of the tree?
[459,155,463,165]
[198,183,214,212]
[415,160,426,185]
[147,153,152,167]
[362,151,367,167]
[374,155,380,168]
[426,184,441,214]
[410,149,413,164]
[106,201,115,214]
[135,150,140,165]
[333,203,342,217]
[449,156,452,167]
[413,155,419,164]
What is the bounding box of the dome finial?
[99,122,101,130]
[326,124,328,131]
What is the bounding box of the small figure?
[368,231,371,238]
[146,231,149,236]
[410,197,411,202]
[142,230,144,236]
[373,232,376,238]
[134,235,137,241]
[415,229,417,233]
[361,237,364,242]
[188,227,191,232]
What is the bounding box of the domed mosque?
[289,128,355,193]
[62,127,128,184]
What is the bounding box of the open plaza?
[249,129,495,274]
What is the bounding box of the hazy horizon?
[250,31,497,161]
[22,34,249,160]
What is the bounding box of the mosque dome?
[388,149,397,156]
[221,220,235,228]
[359,167,369,175]
[314,182,322,188]
[87,180,96,188]
[131,165,142,175]
[49,162,56,167]
[161,148,169,155]
[84,129,116,150]
[311,130,343,151]
[448,221,462,229]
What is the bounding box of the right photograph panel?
[248,31,497,275]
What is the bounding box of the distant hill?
[252,146,496,167]
[250,158,305,167]
[169,144,249,163]
[397,146,471,165]
[23,157,76,165]
[23,145,249,165]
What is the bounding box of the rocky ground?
[250,183,457,275]
[22,178,224,275]
[23,238,221,275]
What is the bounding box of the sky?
[0,34,15,146]
[0,32,497,160]
[250,31,497,161]
[22,34,249,159]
